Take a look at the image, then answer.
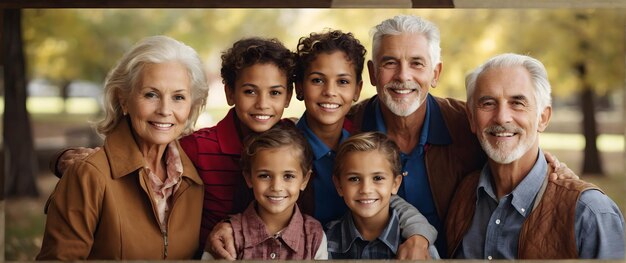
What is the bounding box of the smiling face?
[122,61,192,149]
[368,33,441,117]
[469,66,551,164]
[333,149,402,223]
[298,51,362,130]
[245,146,311,222]
[226,63,292,133]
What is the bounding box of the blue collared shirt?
[326,209,401,259]
[296,113,349,226]
[361,94,450,254]
[457,149,625,259]
[326,209,440,259]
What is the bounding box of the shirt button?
[521,208,526,212]
[495,219,501,225]
[488,256,493,260]
[270,252,276,259]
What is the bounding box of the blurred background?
[2,8,624,260]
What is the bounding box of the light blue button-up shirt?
[457,149,625,259]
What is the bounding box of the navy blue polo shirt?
[361,94,452,255]
[296,113,349,226]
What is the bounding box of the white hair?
[465,53,552,115]
[371,15,441,66]
[97,35,209,136]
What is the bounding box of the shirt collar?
[105,119,202,185]
[146,141,184,194]
[371,94,452,146]
[215,108,243,155]
[240,202,306,252]
[296,112,349,160]
[335,209,401,254]
[477,149,548,217]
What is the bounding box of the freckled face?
[226,63,292,133]
[333,150,402,222]
[123,62,192,149]
[298,51,362,130]
[245,146,311,221]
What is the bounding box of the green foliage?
[22,9,624,101]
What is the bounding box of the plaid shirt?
[230,202,325,260]
[326,209,401,259]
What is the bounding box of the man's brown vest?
[446,170,601,259]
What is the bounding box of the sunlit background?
[8,9,624,148]
[2,8,624,260]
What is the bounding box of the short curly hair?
[295,29,366,83]
[221,37,296,93]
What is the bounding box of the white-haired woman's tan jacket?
[37,120,203,260]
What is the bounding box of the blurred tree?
[3,9,39,197]
[19,9,624,177]
[22,9,300,87]
[433,9,623,176]
[517,10,624,176]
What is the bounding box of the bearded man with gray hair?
[445,53,625,259]
[348,15,487,256]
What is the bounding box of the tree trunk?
[577,62,604,176]
[2,9,39,197]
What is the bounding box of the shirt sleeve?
[314,232,329,260]
[390,195,438,244]
[429,243,441,259]
[37,160,105,260]
[575,189,625,259]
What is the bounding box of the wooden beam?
[412,0,454,7]
[454,0,624,8]
[332,0,411,8]
[0,0,333,8]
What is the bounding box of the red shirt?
[179,108,295,252]
[179,109,252,251]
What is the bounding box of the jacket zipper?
[162,181,188,259]
[162,230,169,259]
[140,169,176,259]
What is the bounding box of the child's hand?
[207,221,236,260]
[396,235,431,260]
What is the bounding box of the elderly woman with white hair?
[37,35,209,260]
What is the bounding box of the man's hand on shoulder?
[55,147,100,177]
[544,151,578,181]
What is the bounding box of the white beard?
[479,123,537,164]
[379,81,424,117]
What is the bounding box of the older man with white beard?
[347,15,488,256]
[445,53,625,259]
